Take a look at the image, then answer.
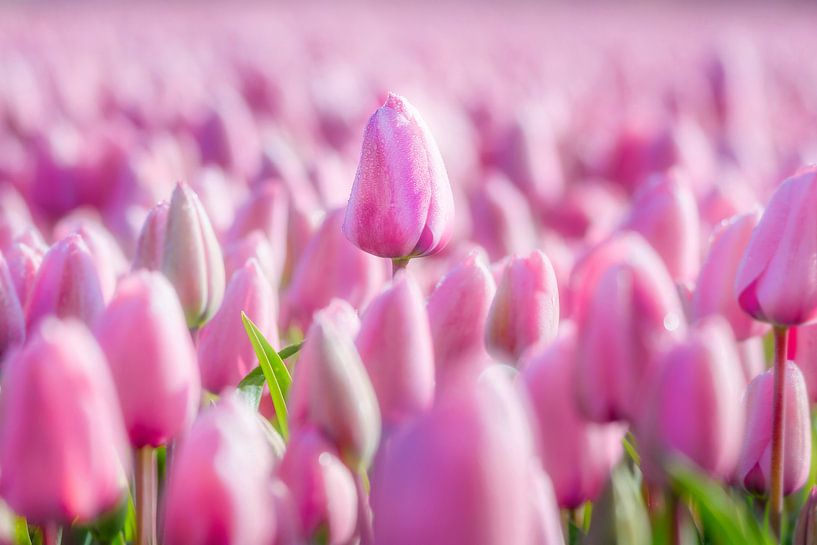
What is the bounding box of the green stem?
[135,446,158,545]
[667,491,681,545]
[770,326,789,540]
[355,472,373,545]
[391,257,410,277]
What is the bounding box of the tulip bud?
[794,487,817,545]
[163,394,276,545]
[284,208,386,330]
[574,233,686,422]
[95,271,201,447]
[133,201,168,271]
[25,234,105,330]
[282,199,320,286]
[736,361,811,495]
[288,299,361,428]
[0,319,129,524]
[356,272,434,428]
[427,249,496,385]
[278,428,358,545]
[161,182,225,328]
[290,311,380,470]
[343,93,454,259]
[619,170,700,282]
[55,221,128,303]
[638,317,745,481]
[3,232,46,306]
[223,230,277,284]
[0,255,24,361]
[225,182,288,285]
[198,259,278,392]
[485,250,559,363]
[521,325,626,508]
[372,370,540,545]
[736,167,817,326]
[694,211,769,340]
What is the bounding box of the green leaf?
[237,366,266,410]
[278,341,304,362]
[242,312,290,440]
[622,433,641,467]
[585,464,650,545]
[13,518,31,545]
[670,464,774,545]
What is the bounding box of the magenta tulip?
[0,318,129,523]
[163,394,276,545]
[343,93,454,259]
[198,259,277,392]
[0,255,24,360]
[161,182,225,328]
[638,316,745,481]
[356,272,434,427]
[485,250,559,363]
[427,249,496,385]
[736,361,811,495]
[25,233,105,330]
[693,211,768,340]
[736,167,817,326]
[521,325,625,508]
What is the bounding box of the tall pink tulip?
[55,221,128,302]
[0,255,24,360]
[693,211,768,340]
[342,93,454,260]
[372,371,551,545]
[161,182,225,329]
[619,170,700,283]
[163,394,276,545]
[198,259,277,392]
[521,325,625,508]
[427,249,496,385]
[735,167,817,326]
[736,361,811,496]
[485,250,559,363]
[223,230,277,284]
[356,272,434,427]
[284,208,386,330]
[638,317,745,481]
[132,201,168,272]
[0,319,129,524]
[25,233,105,330]
[278,428,358,545]
[574,233,685,422]
[95,271,200,447]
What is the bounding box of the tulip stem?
[355,471,374,545]
[135,446,158,545]
[770,325,789,540]
[392,257,410,276]
[42,523,61,545]
[667,491,682,545]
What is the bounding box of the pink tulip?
[284,208,386,330]
[288,299,361,429]
[282,199,320,286]
[132,201,169,272]
[0,319,129,524]
[225,182,288,285]
[619,170,700,283]
[735,167,817,326]
[95,271,200,447]
[161,182,225,328]
[427,249,496,385]
[693,211,769,340]
[521,325,625,508]
[289,309,380,470]
[528,469,567,545]
[485,250,560,363]
[638,317,745,481]
[3,231,46,306]
[25,234,105,330]
[277,428,358,545]
[163,393,276,545]
[372,370,547,545]
[54,221,128,302]
[736,361,811,495]
[198,259,277,392]
[0,255,24,361]
[223,230,277,284]
[737,337,766,385]
[356,272,435,427]
[342,93,454,259]
[791,324,817,403]
[573,233,686,422]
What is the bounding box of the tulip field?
[2,2,817,545]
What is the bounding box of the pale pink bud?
[485,250,560,363]
[95,271,200,447]
[343,93,454,259]
[737,361,811,495]
[3,231,46,306]
[223,231,278,284]
[133,201,169,272]
[0,319,129,524]
[0,255,24,361]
